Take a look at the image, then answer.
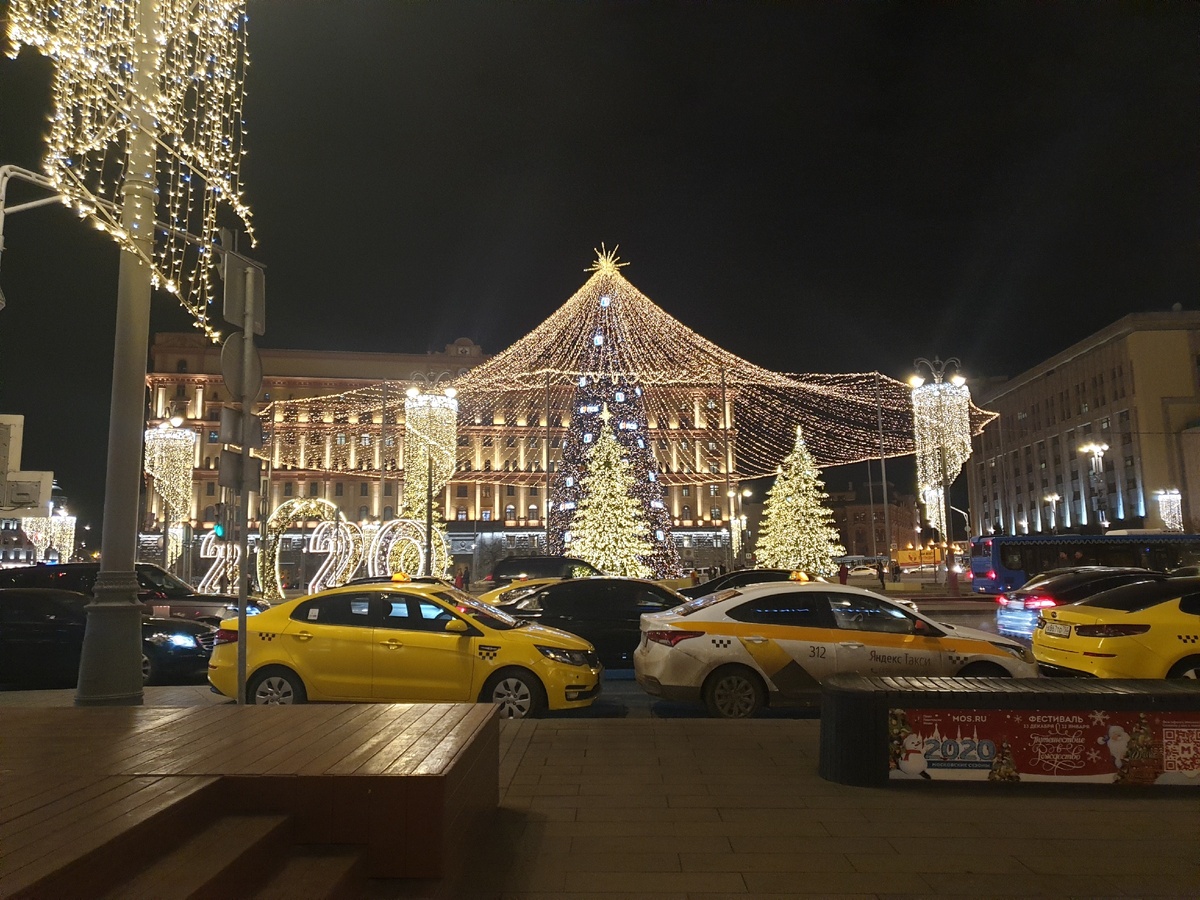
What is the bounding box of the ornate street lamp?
[1043,493,1062,533]
[1079,442,1110,529]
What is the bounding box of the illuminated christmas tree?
[546,280,681,576]
[566,420,654,577]
[754,427,844,576]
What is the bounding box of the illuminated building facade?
[967,311,1200,536]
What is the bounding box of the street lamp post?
[1044,493,1061,533]
[1079,442,1110,529]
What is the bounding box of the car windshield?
[137,566,196,597]
[433,590,524,630]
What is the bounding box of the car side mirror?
[444,618,469,634]
[913,619,929,635]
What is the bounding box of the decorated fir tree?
[753,426,844,576]
[566,422,654,577]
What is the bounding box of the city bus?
[968,532,1200,593]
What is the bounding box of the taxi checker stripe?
[687,622,1012,660]
[1179,635,1200,644]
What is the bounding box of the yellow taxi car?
[209,577,602,716]
[634,582,1035,718]
[1032,576,1200,679]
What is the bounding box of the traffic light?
[213,502,227,539]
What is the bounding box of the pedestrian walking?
[875,561,886,590]
[890,559,901,583]
[837,562,849,585]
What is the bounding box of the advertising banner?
[889,707,1200,785]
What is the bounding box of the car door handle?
[380,639,403,649]
[838,641,865,649]
[294,631,314,642]
[745,636,767,644]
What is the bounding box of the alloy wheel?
[491,677,533,718]
[254,675,297,704]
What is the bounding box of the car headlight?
[536,645,590,666]
[993,642,1034,664]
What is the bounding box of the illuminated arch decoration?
[365,518,451,579]
[258,498,347,601]
[197,530,240,594]
[308,519,364,594]
[6,0,255,338]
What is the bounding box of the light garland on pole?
[6,0,255,338]
[19,516,53,562]
[910,358,973,548]
[144,423,197,532]
[1155,489,1183,533]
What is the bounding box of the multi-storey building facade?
[966,311,1200,537]
[146,332,748,577]
[827,482,918,558]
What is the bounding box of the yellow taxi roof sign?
[390,572,412,583]
[789,571,810,582]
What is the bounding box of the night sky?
[0,1,1195,530]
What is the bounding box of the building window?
[383,506,393,519]
[335,483,344,497]
[528,504,538,519]
[710,507,721,520]
[309,482,319,497]
[505,505,516,520]
[360,482,369,496]
[284,482,294,497]
[384,483,392,496]
[529,486,539,496]
[336,433,346,445]
[206,482,215,496]
[456,485,468,497]
[208,430,219,443]
[708,485,719,496]
[456,506,467,520]
[682,505,691,519]
[482,510,492,521]
[506,486,516,497]
[358,505,369,520]
[361,434,371,446]
[682,486,691,497]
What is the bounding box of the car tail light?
[1073,624,1151,638]
[986,570,996,581]
[646,629,705,647]
[214,628,239,646]
[996,594,1009,606]
[1022,595,1059,609]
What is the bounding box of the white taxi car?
[634,582,1036,718]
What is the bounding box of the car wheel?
[703,665,765,719]
[957,662,1011,677]
[142,653,155,685]
[247,666,307,705]
[1167,656,1200,679]
[481,668,546,719]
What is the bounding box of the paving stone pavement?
[4,688,1198,899]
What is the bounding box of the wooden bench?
[0,702,498,896]
[819,674,1200,787]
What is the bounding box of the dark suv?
[0,563,268,624]
[486,556,602,588]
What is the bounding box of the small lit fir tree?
[566,422,655,577]
[753,426,844,576]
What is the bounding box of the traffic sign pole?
[236,263,257,705]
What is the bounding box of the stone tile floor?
[4,688,1198,898]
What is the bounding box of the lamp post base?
[75,570,145,706]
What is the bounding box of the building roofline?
[979,309,1200,404]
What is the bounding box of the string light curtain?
[262,249,996,483]
[911,376,973,543]
[1155,490,1183,533]
[402,391,458,516]
[144,425,197,527]
[6,0,254,338]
